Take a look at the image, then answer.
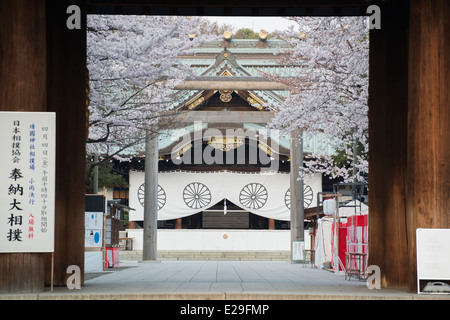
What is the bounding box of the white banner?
[0,112,56,253]
[129,170,322,222]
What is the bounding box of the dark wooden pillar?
[406,0,450,291]
[368,0,410,289]
[0,0,48,293]
[0,0,86,292]
[268,219,275,230]
[45,0,87,287]
[370,0,450,291]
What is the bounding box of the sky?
[203,16,296,33]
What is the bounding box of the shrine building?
[123,32,335,252]
[1,0,448,293]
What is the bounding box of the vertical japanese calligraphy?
[8,120,24,242]
[0,112,55,253]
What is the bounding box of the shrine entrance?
[0,0,449,293]
[120,38,320,258]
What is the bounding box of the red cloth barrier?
[331,222,347,271]
[331,215,368,272]
[346,215,368,271]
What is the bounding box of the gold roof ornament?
[219,90,232,103]
[247,96,264,110]
[176,142,193,156]
[259,30,268,41]
[187,96,205,110]
[208,136,244,151]
[258,141,273,156]
[223,30,232,41]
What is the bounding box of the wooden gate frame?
[0,0,448,292]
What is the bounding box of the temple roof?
[170,41,291,111]
[126,38,335,159]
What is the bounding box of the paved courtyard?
[4,260,448,300]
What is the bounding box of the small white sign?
[85,212,103,230]
[0,112,56,253]
[85,212,103,248]
[85,229,103,248]
[416,228,450,294]
[292,241,305,261]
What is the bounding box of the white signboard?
[85,229,103,248]
[85,212,104,248]
[416,228,450,293]
[292,241,305,261]
[0,112,56,253]
[85,212,103,230]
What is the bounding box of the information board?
[0,112,56,253]
[292,241,305,261]
[416,228,450,293]
[85,212,104,248]
[85,195,106,248]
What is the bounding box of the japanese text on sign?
[0,112,55,253]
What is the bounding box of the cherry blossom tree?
[86,15,217,162]
[268,17,369,182]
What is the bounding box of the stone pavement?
[2,260,449,300]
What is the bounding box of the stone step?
[119,250,292,261]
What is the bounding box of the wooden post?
[407,0,450,291]
[175,218,182,229]
[45,0,87,287]
[290,130,304,262]
[0,0,86,291]
[0,0,47,293]
[142,130,159,261]
[368,0,410,289]
[334,194,340,274]
[369,0,450,291]
[50,252,54,292]
[268,219,275,230]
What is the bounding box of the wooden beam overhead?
[85,0,368,16]
[176,110,275,123]
[174,77,289,91]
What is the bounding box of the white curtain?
[129,170,322,222]
[314,218,333,269]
